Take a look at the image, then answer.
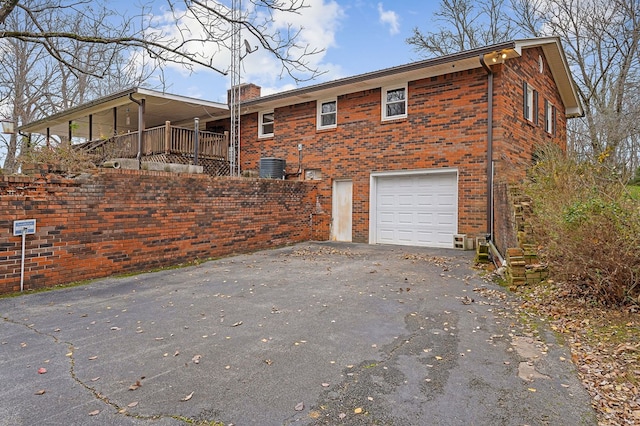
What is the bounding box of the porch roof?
[19,87,229,139]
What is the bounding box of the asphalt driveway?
[0,242,596,425]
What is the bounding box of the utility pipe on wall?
[479,55,495,241]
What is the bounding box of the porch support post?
[89,114,93,141]
[164,121,171,154]
[112,107,117,136]
[194,118,199,166]
[68,120,72,143]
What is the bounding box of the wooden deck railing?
[82,122,229,161]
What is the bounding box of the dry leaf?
[35,389,46,395]
[91,377,100,382]
[231,321,243,327]
[339,413,346,419]
[127,401,138,408]
[128,380,142,391]
[309,411,321,419]
[192,354,202,364]
[294,402,304,411]
[88,356,98,360]
[37,367,47,374]
[181,391,194,401]
[88,410,100,416]
[354,407,363,414]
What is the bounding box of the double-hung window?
[317,99,337,129]
[523,82,538,124]
[382,85,407,121]
[544,100,556,135]
[259,111,274,138]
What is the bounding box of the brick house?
[208,37,582,249]
[19,37,582,251]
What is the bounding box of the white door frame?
[369,168,458,245]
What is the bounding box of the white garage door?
[372,171,458,248]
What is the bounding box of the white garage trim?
[369,168,458,248]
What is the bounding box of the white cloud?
[377,3,400,35]
[142,0,346,97]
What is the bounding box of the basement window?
[259,110,274,138]
[382,85,407,121]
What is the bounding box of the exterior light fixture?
[491,51,509,63]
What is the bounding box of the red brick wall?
[0,170,318,294]
[234,69,493,243]
[492,47,569,253]
[493,47,568,180]
[206,48,570,247]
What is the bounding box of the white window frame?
[544,99,556,135]
[317,98,337,130]
[523,82,538,124]
[259,110,274,138]
[382,84,408,121]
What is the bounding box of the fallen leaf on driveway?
[37,367,47,374]
[294,402,304,411]
[91,377,100,382]
[192,354,202,364]
[231,321,243,327]
[35,389,46,395]
[88,410,100,416]
[354,407,363,414]
[128,380,142,391]
[181,391,194,401]
[127,401,139,408]
[88,356,98,360]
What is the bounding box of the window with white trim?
[259,110,274,138]
[382,85,407,120]
[544,99,556,135]
[317,99,337,129]
[523,82,538,124]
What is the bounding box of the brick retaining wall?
[0,169,323,293]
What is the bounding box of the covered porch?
[18,87,231,176]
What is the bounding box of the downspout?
[129,93,144,168]
[479,55,494,242]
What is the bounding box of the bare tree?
[406,0,518,56]
[409,0,640,172]
[0,1,160,172]
[0,0,322,81]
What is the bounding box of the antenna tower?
[229,0,241,176]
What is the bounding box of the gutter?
[479,55,494,242]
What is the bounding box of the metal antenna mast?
[229,0,241,177]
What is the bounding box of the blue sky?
[156,1,439,103]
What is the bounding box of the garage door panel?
[373,172,457,248]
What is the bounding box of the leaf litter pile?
[501,279,640,425]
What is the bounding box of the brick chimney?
[227,83,261,105]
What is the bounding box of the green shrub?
[523,145,640,306]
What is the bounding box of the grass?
[628,184,640,200]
